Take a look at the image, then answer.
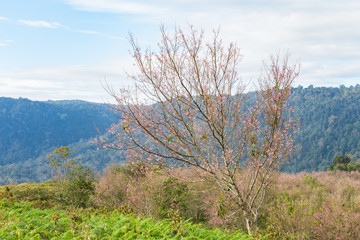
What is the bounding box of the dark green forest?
[0,98,118,165]
[287,85,360,172]
[0,85,359,185]
[0,98,121,184]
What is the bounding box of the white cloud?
[72,29,125,40]
[62,0,360,63]
[0,40,14,47]
[16,18,125,40]
[64,0,159,14]
[18,19,63,28]
[0,16,9,21]
[0,58,135,102]
[2,0,359,102]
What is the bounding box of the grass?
[0,181,59,208]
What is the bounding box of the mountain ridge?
[0,85,359,184]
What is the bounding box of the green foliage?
[46,146,78,181]
[47,147,95,208]
[303,175,323,189]
[156,177,190,218]
[215,195,230,218]
[328,155,360,172]
[61,164,95,208]
[0,199,252,239]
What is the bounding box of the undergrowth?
[0,198,252,239]
[2,168,360,239]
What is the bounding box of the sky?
[0,0,359,103]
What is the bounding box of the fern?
[0,199,252,239]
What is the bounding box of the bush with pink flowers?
[93,165,360,239]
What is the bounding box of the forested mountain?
[0,85,359,184]
[0,97,118,165]
[288,85,360,172]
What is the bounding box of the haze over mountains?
[0,85,359,185]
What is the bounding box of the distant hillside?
[0,97,118,166]
[0,85,359,184]
[288,85,360,172]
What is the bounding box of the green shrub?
[156,177,190,217]
[328,155,360,172]
[303,175,322,189]
[61,165,95,208]
[46,146,95,208]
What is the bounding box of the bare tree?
[98,25,299,235]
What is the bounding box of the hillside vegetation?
[0,199,252,239]
[0,178,253,239]
[0,98,121,184]
[1,168,360,239]
[0,85,360,184]
[0,97,118,166]
[289,85,360,172]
